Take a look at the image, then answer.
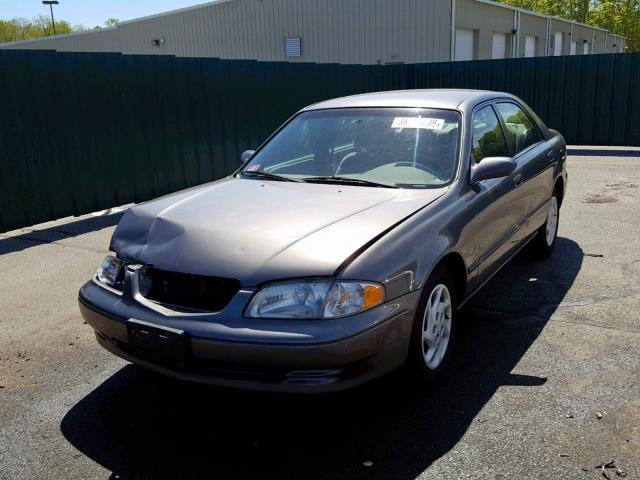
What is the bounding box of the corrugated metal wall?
[3,0,452,65]
[610,35,626,53]
[1,50,639,232]
[571,24,593,54]
[517,13,546,57]
[2,0,628,63]
[456,0,514,59]
[593,29,607,54]
[4,27,122,53]
[549,18,571,55]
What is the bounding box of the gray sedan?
[78,89,567,393]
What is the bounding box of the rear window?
[495,102,541,155]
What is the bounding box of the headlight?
[96,255,122,288]
[323,281,385,318]
[246,279,385,319]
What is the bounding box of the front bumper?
[79,280,419,393]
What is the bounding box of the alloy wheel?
[421,284,452,370]
[546,196,559,246]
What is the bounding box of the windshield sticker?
[247,164,261,171]
[391,117,445,130]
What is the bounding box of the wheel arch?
[434,252,468,305]
[554,176,565,206]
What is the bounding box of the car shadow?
[0,211,124,256]
[60,237,583,480]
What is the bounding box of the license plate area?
[127,319,187,369]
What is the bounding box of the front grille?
[141,267,241,312]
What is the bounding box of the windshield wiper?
[239,170,301,182]
[303,176,399,189]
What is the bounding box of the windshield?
[241,108,461,188]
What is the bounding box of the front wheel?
[530,189,560,258]
[406,266,458,384]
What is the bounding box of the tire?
[530,187,560,258]
[406,266,458,385]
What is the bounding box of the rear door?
[470,104,527,286]
[494,101,553,238]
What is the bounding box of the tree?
[0,15,80,43]
[589,0,640,52]
[92,18,120,30]
[499,0,589,20]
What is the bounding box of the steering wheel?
[336,151,374,175]
[392,161,441,179]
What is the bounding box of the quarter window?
[471,106,509,163]
[495,103,541,155]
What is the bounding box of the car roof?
[302,89,513,112]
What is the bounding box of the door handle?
[513,173,523,187]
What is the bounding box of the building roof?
[303,89,506,111]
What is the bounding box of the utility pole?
[42,1,59,35]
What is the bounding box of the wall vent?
[285,37,302,57]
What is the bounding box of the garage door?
[570,41,577,55]
[524,36,536,57]
[455,28,474,61]
[554,32,563,56]
[492,33,507,59]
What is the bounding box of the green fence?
[1,50,639,232]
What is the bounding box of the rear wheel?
[406,266,458,384]
[530,188,560,258]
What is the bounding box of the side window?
[471,106,509,163]
[495,102,541,155]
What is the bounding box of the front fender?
[339,188,477,301]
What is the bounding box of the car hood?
[111,177,447,285]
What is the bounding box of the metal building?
[0,0,628,64]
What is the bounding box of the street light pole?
[42,1,59,35]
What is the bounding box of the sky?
[1,0,209,28]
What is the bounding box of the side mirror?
[470,157,516,184]
[240,150,255,165]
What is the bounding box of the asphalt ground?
[1,146,639,479]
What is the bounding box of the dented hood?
[111,177,447,285]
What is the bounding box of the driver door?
[470,104,527,286]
